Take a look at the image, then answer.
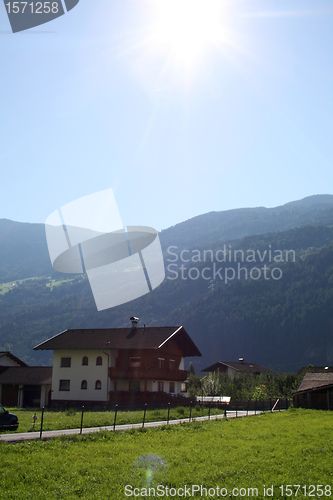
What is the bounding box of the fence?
[29,398,290,439]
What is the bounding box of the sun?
[148,0,228,68]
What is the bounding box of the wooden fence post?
[39,407,44,439]
[142,404,147,428]
[80,406,84,435]
[113,404,118,431]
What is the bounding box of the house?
[293,372,333,410]
[34,317,202,407]
[297,365,333,376]
[202,358,271,380]
[0,352,52,408]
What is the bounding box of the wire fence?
[24,398,291,439]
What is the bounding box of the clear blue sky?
[1,0,333,231]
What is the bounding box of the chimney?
[239,358,244,363]
[130,316,139,329]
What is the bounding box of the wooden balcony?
[108,367,187,381]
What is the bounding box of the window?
[181,382,187,393]
[158,358,165,369]
[158,381,164,392]
[169,382,175,393]
[129,357,141,368]
[96,356,103,366]
[82,356,88,366]
[81,380,87,390]
[59,380,70,391]
[129,381,140,391]
[95,380,102,390]
[169,359,176,370]
[60,357,71,367]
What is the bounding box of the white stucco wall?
[41,384,52,408]
[0,354,22,367]
[227,367,237,379]
[51,350,188,400]
[110,350,118,367]
[52,350,110,402]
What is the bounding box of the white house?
[34,318,201,406]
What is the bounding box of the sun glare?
[149,0,227,67]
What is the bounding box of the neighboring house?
[0,351,28,370]
[202,358,271,380]
[293,372,333,410]
[0,352,52,408]
[34,317,202,407]
[297,365,333,376]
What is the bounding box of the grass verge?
[2,405,224,433]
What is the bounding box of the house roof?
[202,360,271,374]
[295,372,333,393]
[34,326,202,357]
[0,366,52,385]
[0,351,29,367]
[297,366,333,376]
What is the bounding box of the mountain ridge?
[0,194,333,373]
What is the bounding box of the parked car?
[0,404,19,431]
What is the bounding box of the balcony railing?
[109,367,187,381]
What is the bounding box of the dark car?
[0,404,19,431]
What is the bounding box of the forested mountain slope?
[0,218,332,373]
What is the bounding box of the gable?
[0,352,28,367]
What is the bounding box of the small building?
[293,372,333,410]
[0,352,52,408]
[34,318,201,407]
[202,358,271,380]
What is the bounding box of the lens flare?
[134,454,167,487]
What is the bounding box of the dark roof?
[202,361,271,374]
[0,366,52,385]
[295,372,333,393]
[34,327,202,357]
[0,351,28,367]
[297,366,333,376]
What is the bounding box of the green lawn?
[0,276,83,295]
[2,405,223,433]
[1,409,332,499]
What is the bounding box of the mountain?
[0,219,52,283]
[0,195,333,372]
[159,194,333,249]
[1,194,333,283]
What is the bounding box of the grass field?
[2,405,223,433]
[1,409,332,499]
[0,276,83,295]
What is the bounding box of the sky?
[1,0,333,232]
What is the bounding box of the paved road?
[0,410,266,443]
